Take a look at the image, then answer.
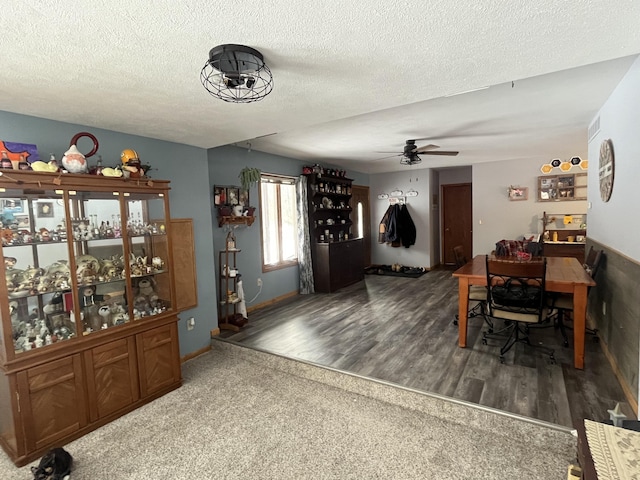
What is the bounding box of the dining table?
[452,255,596,369]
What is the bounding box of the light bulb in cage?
[201,44,273,103]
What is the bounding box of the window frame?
[259,173,298,272]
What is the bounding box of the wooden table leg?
[572,284,588,369]
[458,278,470,347]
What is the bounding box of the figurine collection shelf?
[0,170,181,467]
[303,172,364,292]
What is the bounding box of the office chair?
[452,245,492,332]
[482,255,555,364]
[546,247,603,346]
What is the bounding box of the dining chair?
[452,245,492,332]
[546,247,603,345]
[482,255,555,364]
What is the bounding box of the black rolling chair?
[482,255,555,364]
[546,246,603,346]
[452,245,492,331]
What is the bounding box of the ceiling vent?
[588,116,600,143]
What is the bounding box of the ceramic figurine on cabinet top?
[120,148,144,178]
[61,144,88,173]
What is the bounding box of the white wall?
[370,169,432,267]
[587,57,640,262]
[438,166,472,185]
[473,159,587,256]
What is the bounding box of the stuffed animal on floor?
[31,447,72,480]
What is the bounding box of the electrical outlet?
[257,278,263,287]
[187,317,195,331]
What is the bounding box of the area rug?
[364,264,428,278]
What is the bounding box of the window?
[260,173,298,270]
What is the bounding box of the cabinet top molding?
[0,170,170,192]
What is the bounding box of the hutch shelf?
[0,171,181,466]
[304,173,364,292]
[541,211,587,261]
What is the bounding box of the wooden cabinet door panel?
[137,323,181,397]
[85,337,139,422]
[17,355,87,451]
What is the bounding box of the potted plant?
[239,167,261,192]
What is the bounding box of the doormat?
[364,265,428,278]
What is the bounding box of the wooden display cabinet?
[304,172,364,292]
[0,171,181,466]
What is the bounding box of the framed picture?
[213,186,226,206]
[213,185,247,206]
[238,189,249,207]
[37,201,54,217]
[226,187,240,206]
[15,214,30,229]
[508,187,528,201]
[1,198,23,213]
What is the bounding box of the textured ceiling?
[2,1,640,173]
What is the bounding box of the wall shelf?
[218,215,255,228]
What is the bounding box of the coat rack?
[378,188,418,205]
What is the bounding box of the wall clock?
[598,138,614,202]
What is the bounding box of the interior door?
[351,185,371,267]
[442,183,472,265]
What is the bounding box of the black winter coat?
[397,204,416,248]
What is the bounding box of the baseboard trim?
[181,345,211,364]
[247,290,298,313]
[600,335,638,417]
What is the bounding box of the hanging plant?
[239,167,261,192]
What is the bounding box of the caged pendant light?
[200,44,274,103]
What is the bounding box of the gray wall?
[586,56,640,407]
[0,110,216,358]
[207,145,369,305]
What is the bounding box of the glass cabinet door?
[68,192,128,334]
[1,189,75,354]
[126,193,171,320]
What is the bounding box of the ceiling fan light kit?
[378,139,458,165]
[201,44,273,103]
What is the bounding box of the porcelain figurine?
[61,144,88,173]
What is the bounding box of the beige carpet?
[0,341,576,479]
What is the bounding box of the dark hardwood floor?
[219,267,633,428]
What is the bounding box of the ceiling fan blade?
[414,144,440,153]
[374,154,402,161]
[421,150,459,156]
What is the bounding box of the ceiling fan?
[378,139,459,165]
